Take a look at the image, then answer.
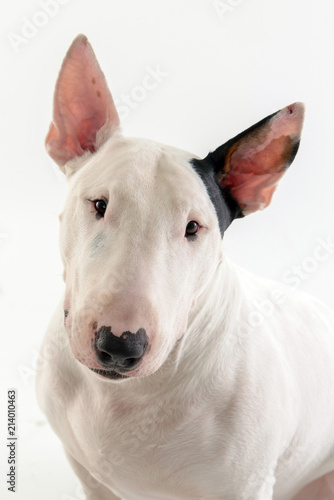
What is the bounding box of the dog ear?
[45,34,120,171]
[203,103,305,217]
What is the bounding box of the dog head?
[46,35,304,381]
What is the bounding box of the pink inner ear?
[46,35,120,168]
[221,103,305,215]
[228,171,283,213]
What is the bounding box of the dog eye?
[185,221,199,237]
[94,199,107,217]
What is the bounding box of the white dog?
[37,34,334,500]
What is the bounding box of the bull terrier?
[37,34,334,500]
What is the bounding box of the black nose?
[93,326,149,372]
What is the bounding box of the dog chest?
[61,383,254,499]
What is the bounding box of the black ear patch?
[190,157,243,236]
[189,103,305,232]
[190,109,279,235]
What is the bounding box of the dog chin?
[88,362,161,381]
[88,365,153,381]
[89,367,130,381]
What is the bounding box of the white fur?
[37,131,334,500]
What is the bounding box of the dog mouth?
[89,368,129,380]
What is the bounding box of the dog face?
[46,35,304,381]
[59,135,223,379]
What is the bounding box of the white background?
[1,0,333,498]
